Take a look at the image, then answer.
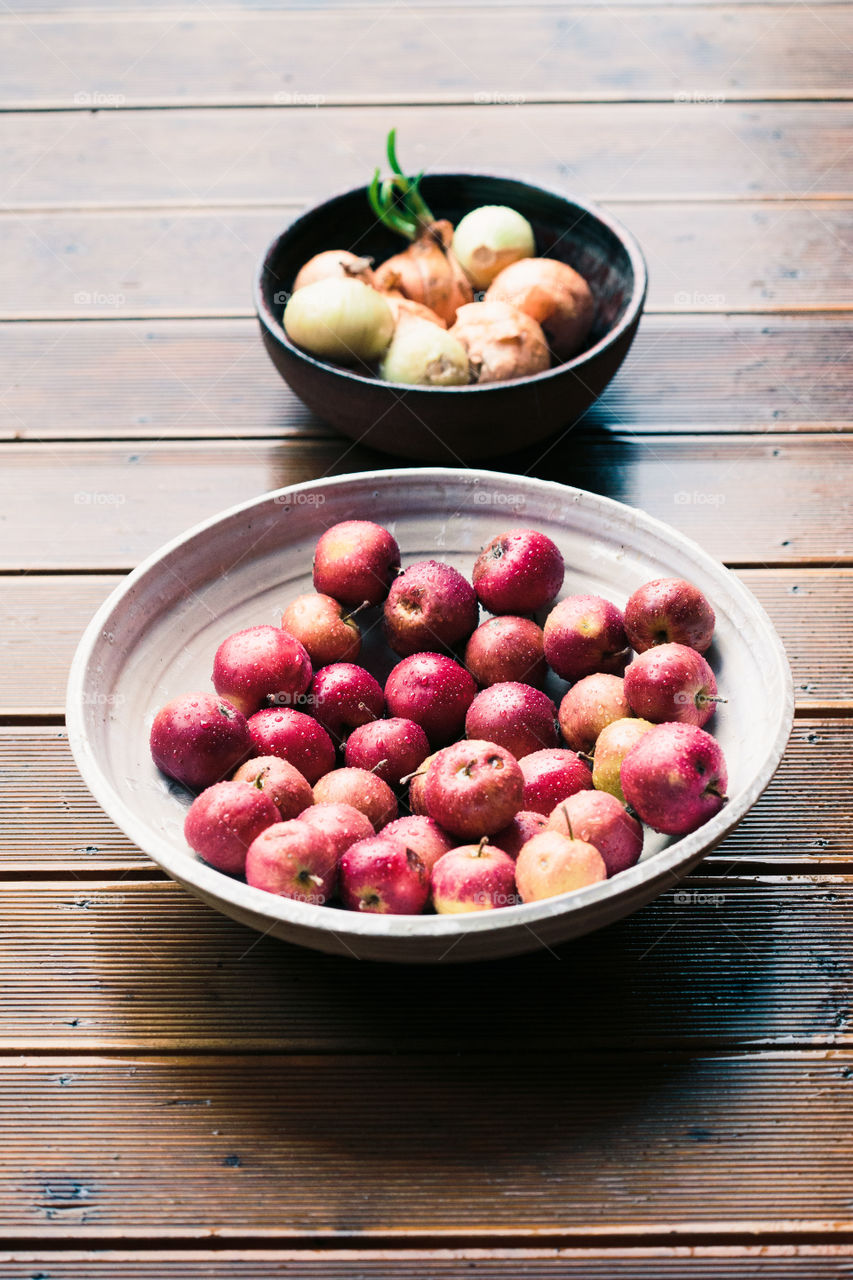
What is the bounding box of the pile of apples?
[149,520,728,917]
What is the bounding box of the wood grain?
[0,722,845,874]
[4,315,853,442]
[2,873,852,1050]
[3,1051,853,1237]
[0,436,848,570]
[3,6,852,108]
[3,104,853,211]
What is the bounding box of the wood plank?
[0,721,846,874]
[4,105,853,211]
[2,1249,853,1280]
[0,435,848,570]
[2,1051,853,1237]
[3,874,852,1050]
[4,315,853,442]
[3,7,852,108]
[1,201,849,321]
[1,569,851,716]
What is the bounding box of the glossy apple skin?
[432,843,518,913]
[408,751,440,815]
[232,755,313,821]
[384,652,477,746]
[150,692,252,792]
[339,835,429,914]
[184,780,280,876]
[212,625,312,717]
[625,578,715,654]
[313,520,400,607]
[344,717,430,787]
[245,818,338,903]
[424,739,524,839]
[543,594,629,682]
[281,592,361,666]
[247,707,336,785]
[558,673,631,754]
[624,643,718,728]
[465,681,557,760]
[464,615,547,688]
[519,748,593,815]
[472,528,564,614]
[547,790,643,876]
[299,802,374,859]
[621,722,728,836]
[384,559,478,657]
[491,810,547,859]
[312,767,398,830]
[307,663,385,742]
[515,830,607,903]
[591,717,655,804]
[383,815,455,873]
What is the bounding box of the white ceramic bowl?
[66,469,793,964]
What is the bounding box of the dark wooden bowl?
[254,174,647,463]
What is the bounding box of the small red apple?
[339,834,429,914]
[307,662,385,742]
[423,739,524,839]
[543,594,629,681]
[384,652,477,745]
[432,840,518,913]
[280,592,362,666]
[344,717,430,787]
[150,692,251,792]
[625,578,715,654]
[313,520,400,607]
[384,559,478,656]
[624,642,719,728]
[519,748,593,815]
[547,790,643,877]
[472,529,564,614]
[515,829,606,903]
[621,722,728,835]
[312,767,398,830]
[558,673,631,754]
[245,818,338,903]
[407,751,440,815]
[464,615,547,687]
[491,810,547,859]
[246,707,336,785]
[212,624,312,717]
[383,815,455,873]
[299,801,375,858]
[465,681,558,759]
[184,779,280,876]
[232,755,313,821]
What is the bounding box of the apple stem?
[477,836,489,856]
[342,600,370,623]
[399,765,427,785]
[561,805,574,841]
[370,759,389,776]
[357,701,380,720]
[698,694,728,705]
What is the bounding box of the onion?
[486,257,594,360]
[452,206,535,290]
[449,301,550,384]
[383,291,447,329]
[379,314,470,386]
[374,220,473,326]
[292,250,375,292]
[283,277,394,365]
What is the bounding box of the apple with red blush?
[547,791,643,877]
[383,815,454,873]
[384,652,477,745]
[232,755,313,821]
[407,751,440,815]
[150,692,252,791]
[344,717,430,787]
[472,528,564,614]
[519,748,593,815]
[245,818,338,903]
[625,578,715,654]
[307,662,385,742]
[621,722,728,835]
[624,642,720,728]
[464,615,547,687]
[423,739,524,839]
[558,673,631,754]
[543,594,629,681]
[432,839,517,913]
[384,559,478,656]
[212,624,312,716]
[281,592,362,666]
[339,834,429,914]
[313,519,400,607]
[247,707,335,785]
[184,779,279,876]
[491,810,547,859]
[299,801,374,858]
[465,682,557,760]
[313,767,398,829]
[591,716,655,804]
[515,829,606,903]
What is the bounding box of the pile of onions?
[373,219,472,327]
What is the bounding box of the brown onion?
[485,257,594,360]
[449,301,550,384]
[383,292,447,329]
[293,250,375,292]
[374,220,473,326]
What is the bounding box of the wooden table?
[2,0,852,1275]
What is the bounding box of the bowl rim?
[66,467,794,950]
[254,173,648,395]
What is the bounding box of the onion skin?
[383,291,447,329]
[486,257,595,360]
[379,314,470,387]
[283,277,394,365]
[449,301,550,384]
[452,205,536,290]
[293,249,375,292]
[374,220,473,326]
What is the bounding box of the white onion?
[379,315,470,386]
[452,205,535,289]
[283,278,394,364]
